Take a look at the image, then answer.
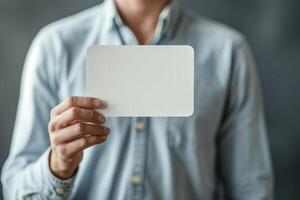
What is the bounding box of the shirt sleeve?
[1,28,75,199]
[217,37,274,199]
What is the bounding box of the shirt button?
[135,121,145,132]
[55,187,65,195]
[131,175,142,185]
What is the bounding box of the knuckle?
[84,97,90,106]
[76,123,85,132]
[89,110,94,119]
[79,138,87,147]
[48,121,55,132]
[70,107,80,117]
[67,96,76,107]
[88,98,94,106]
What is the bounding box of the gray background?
[0,0,299,199]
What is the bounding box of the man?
[1,0,274,199]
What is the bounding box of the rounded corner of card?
[185,107,194,117]
[86,45,97,55]
[184,45,194,55]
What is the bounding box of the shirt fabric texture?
[1,0,274,199]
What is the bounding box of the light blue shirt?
[1,0,273,199]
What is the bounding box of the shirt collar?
[101,0,182,43]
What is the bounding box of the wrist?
[49,150,76,180]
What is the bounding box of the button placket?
[130,117,148,199]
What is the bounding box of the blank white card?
[85,45,194,117]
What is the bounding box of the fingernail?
[99,115,105,123]
[101,100,108,108]
[93,99,101,107]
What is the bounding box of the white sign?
[86,45,194,117]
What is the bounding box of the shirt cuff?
[40,147,75,199]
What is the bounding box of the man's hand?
[48,96,109,179]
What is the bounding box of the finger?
[51,96,106,117]
[52,123,109,144]
[59,135,109,158]
[52,107,105,130]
